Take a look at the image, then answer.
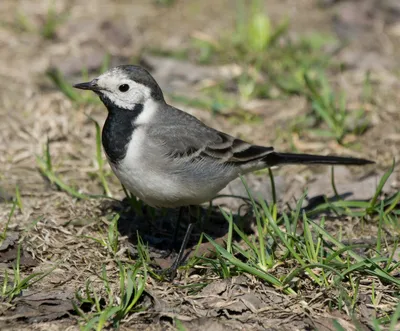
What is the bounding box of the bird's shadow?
[100,198,252,268]
[302,192,353,212]
[99,190,361,268]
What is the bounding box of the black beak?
[73,79,100,91]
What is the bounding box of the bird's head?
[73,65,164,110]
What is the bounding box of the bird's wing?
[201,131,273,164]
[147,108,273,165]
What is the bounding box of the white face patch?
[96,69,152,109]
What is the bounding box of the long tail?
[263,152,374,167]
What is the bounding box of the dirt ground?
[0,0,400,330]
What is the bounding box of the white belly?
[108,129,238,208]
[110,160,237,208]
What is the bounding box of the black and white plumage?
[74,65,372,208]
[74,65,373,274]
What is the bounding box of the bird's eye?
[118,84,129,92]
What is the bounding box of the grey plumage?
[74,64,373,209]
[148,104,272,162]
[73,64,374,275]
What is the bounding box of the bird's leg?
[171,206,184,250]
[160,206,184,259]
[165,205,197,278]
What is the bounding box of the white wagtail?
[74,65,373,275]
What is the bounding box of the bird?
[73,65,373,276]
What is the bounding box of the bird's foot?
[154,264,178,281]
[159,248,173,259]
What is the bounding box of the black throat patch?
[101,96,144,164]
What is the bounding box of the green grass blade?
[389,301,400,331]
[1,200,16,244]
[220,208,234,254]
[331,167,340,198]
[369,159,395,212]
[97,306,120,331]
[311,221,400,286]
[204,234,284,288]
[384,191,400,217]
[239,175,267,269]
[283,263,344,286]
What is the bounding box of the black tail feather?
[264,152,374,167]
